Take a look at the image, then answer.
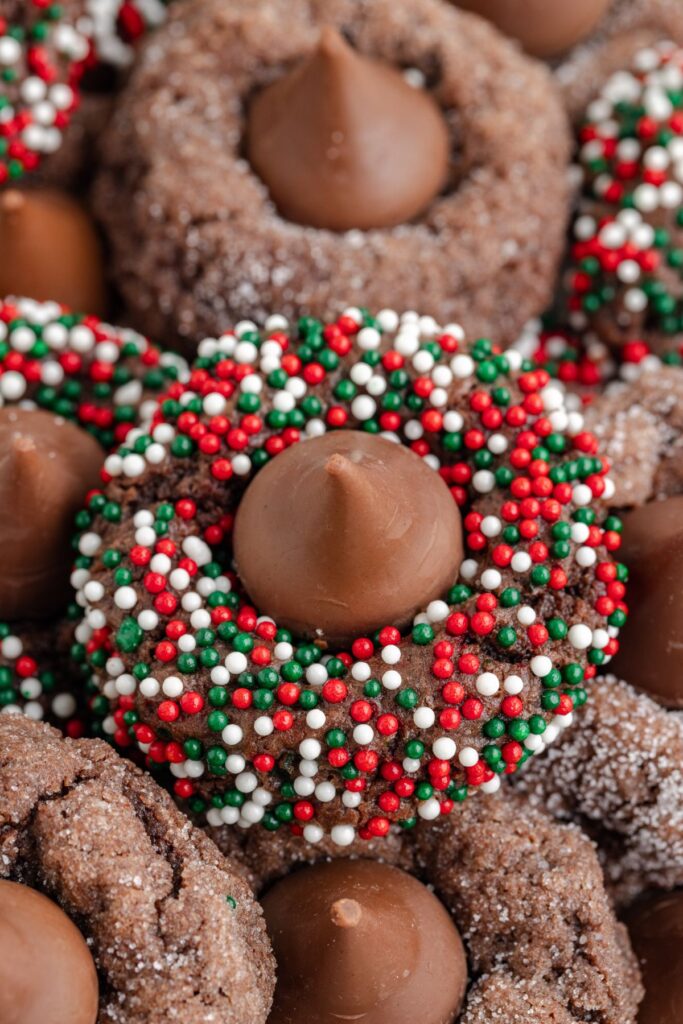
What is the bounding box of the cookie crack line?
[0,717,276,1024]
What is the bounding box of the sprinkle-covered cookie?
[0,1,89,183]
[72,308,626,846]
[0,296,185,447]
[0,297,186,728]
[568,41,683,353]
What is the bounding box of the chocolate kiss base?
[625,891,683,1024]
[0,188,107,315]
[0,407,103,620]
[0,880,99,1024]
[233,431,464,648]
[262,859,468,1024]
[610,496,683,708]
[247,27,450,232]
[454,0,611,58]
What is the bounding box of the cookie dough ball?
[0,880,98,1024]
[262,860,467,1024]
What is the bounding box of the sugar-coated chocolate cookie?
[211,789,642,1024]
[94,0,570,353]
[517,678,683,905]
[585,365,683,506]
[72,308,625,847]
[0,715,274,1024]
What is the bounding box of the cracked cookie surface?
[0,716,274,1024]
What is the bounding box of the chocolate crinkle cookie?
[210,790,642,1024]
[584,365,683,506]
[0,715,274,1024]
[94,0,570,353]
[516,678,683,905]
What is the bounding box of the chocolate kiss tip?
[318,25,347,57]
[325,452,354,478]
[1,190,25,215]
[330,898,363,929]
[9,433,41,481]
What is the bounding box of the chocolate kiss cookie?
[0,407,103,621]
[0,189,106,316]
[75,309,625,848]
[625,891,683,1024]
[94,0,570,351]
[262,859,467,1024]
[0,715,274,1024]
[233,431,463,647]
[610,497,683,707]
[247,27,449,232]
[454,0,610,58]
[0,880,98,1024]
[213,789,643,1024]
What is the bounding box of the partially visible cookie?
[516,678,683,905]
[0,716,274,1024]
[555,0,683,119]
[211,789,643,1024]
[585,366,683,506]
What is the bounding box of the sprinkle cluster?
[73,308,626,846]
[82,0,171,69]
[0,1,89,182]
[568,42,683,347]
[0,619,89,735]
[0,297,186,448]
[0,0,173,181]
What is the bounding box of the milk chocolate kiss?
[262,860,468,1024]
[625,891,683,1024]
[0,407,103,620]
[0,880,99,1024]
[454,0,610,58]
[247,27,450,231]
[0,188,107,315]
[233,431,464,648]
[610,497,683,708]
